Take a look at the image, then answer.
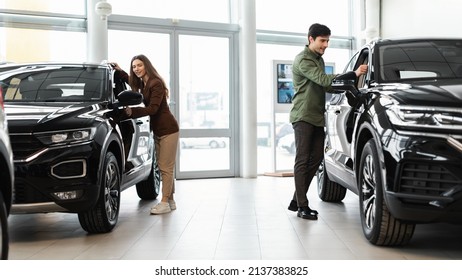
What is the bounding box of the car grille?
[13,179,51,204]
[398,162,462,198]
[9,134,45,160]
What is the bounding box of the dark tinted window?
[378,40,462,82]
[1,66,107,102]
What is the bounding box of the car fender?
[354,120,389,202]
[96,125,124,193]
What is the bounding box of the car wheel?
[358,139,415,246]
[0,192,8,260]
[136,158,161,200]
[289,142,296,154]
[317,160,346,202]
[209,140,219,149]
[78,152,120,233]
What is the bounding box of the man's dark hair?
[308,23,331,39]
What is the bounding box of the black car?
[0,88,14,259]
[0,62,161,234]
[318,38,462,246]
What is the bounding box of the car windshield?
[378,40,462,82]
[1,66,107,102]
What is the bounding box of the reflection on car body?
[0,86,14,259]
[319,38,462,246]
[0,62,161,234]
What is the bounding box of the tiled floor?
[8,176,462,260]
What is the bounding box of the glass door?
[175,33,236,179]
[109,29,237,179]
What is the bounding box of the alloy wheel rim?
[317,162,324,193]
[104,161,119,222]
[361,154,376,230]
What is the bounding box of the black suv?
[319,38,462,246]
[0,87,14,259]
[0,62,160,234]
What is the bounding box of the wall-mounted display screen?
[273,60,335,112]
[276,63,294,104]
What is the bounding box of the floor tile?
[7,176,462,260]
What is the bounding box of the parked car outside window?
[180,137,227,149]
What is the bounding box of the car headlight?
[36,128,96,145]
[387,105,462,131]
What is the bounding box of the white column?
[86,0,111,63]
[239,0,258,178]
[364,0,381,42]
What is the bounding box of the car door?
[325,49,370,175]
[112,72,154,177]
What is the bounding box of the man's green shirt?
[289,45,336,127]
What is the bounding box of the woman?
[112,55,179,215]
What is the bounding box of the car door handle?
[136,120,144,125]
[335,110,341,115]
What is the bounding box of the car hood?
[377,79,462,107]
[4,102,109,133]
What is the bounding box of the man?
[288,23,367,220]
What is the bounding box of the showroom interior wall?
[380,0,462,38]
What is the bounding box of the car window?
[378,40,462,82]
[341,49,369,89]
[1,66,107,102]
[343,52,359,73]
[355,50,369,88]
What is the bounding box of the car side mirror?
[117,90,143,105]
[110,90,143,109]
[331,79,361,107]
[332,79,359,95]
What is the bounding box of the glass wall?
[0,0,85,15]
[0,0,86,62]
[177,34,233,175]
[256,43,351,174]
[110,0,231,23]
[0,27,86,62]
[108,30,170,92]
[256,0,351,35]
[1,0,356,177]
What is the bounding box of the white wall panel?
[381,0,462,38]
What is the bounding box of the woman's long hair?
[129,54,169,98]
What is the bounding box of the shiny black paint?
[0,63,154,214]
[325,38,462,224]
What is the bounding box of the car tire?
[209,140,219,149]
[289,142,296,154]
[0,192,8,260]
[78,152,121,233]
[358,139,415,246]
[136,158,161,200]
[317,160,347,202]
